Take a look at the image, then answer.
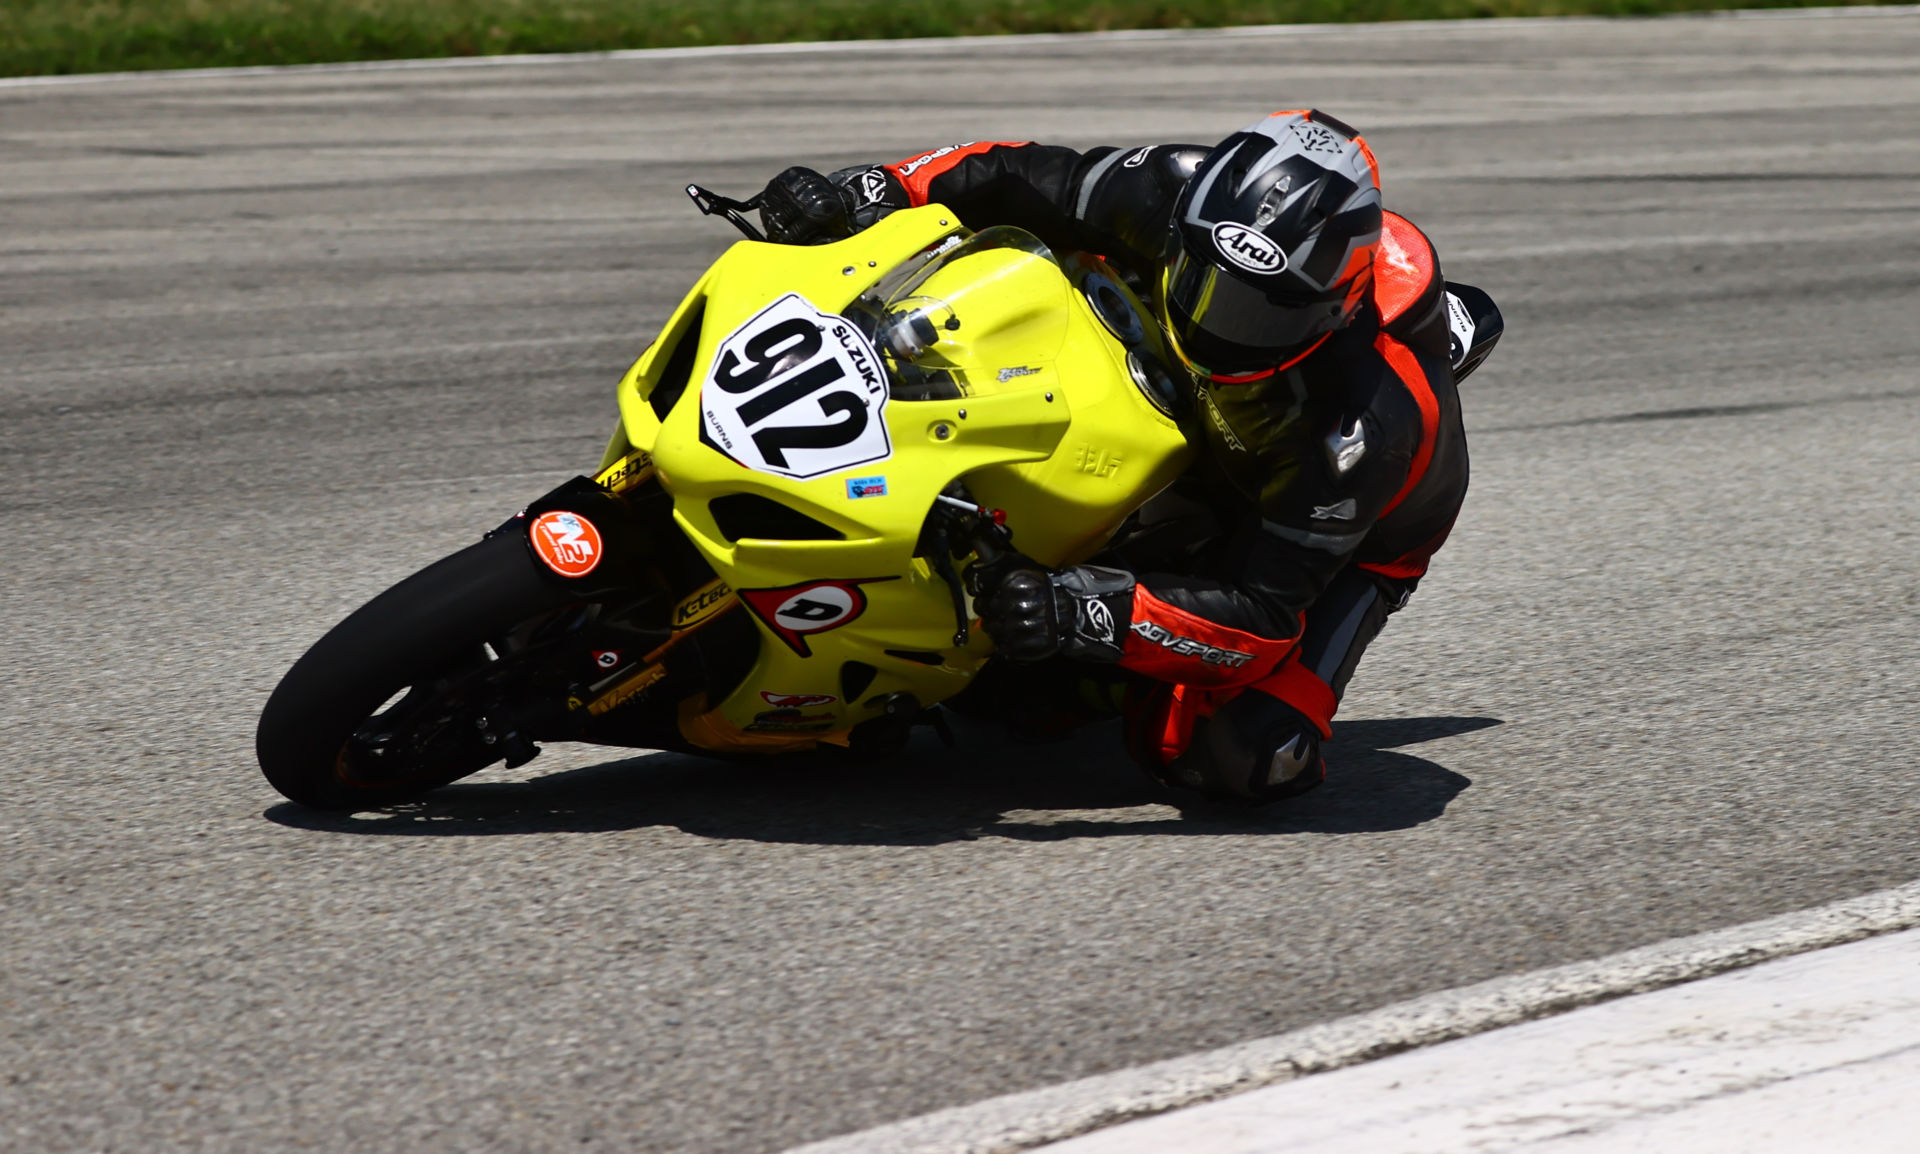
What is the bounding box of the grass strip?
[2,0,1904,78]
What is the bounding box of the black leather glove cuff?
[1050,565,1135,664]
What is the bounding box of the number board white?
[699,293,892,481]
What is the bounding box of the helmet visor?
[1163,247,1341,376]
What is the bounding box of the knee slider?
[1174,691,1325,803]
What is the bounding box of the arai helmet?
[1163,110,1383,380]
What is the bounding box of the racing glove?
[978,565,1135,664]
[759,166,856,245]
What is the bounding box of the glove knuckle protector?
[982,570,1056,662]
[759,166,855,245]
[981,564,1137,665]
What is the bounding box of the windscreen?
[844,227,1072,401]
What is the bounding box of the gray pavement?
[1038,926,1920,1153]
[3,11,1919,1153]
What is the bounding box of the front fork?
[492,448,748,743]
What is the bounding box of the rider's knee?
[1161,689,1326,804]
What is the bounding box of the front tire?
[256,533,571,810]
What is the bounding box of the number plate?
[699,293,892,481]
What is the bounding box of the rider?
[755,111,1469,804]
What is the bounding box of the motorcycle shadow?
[264,715,1496,846]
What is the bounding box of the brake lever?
[685,184,767,242]
[925,493,1017,649]
[935,494,1014,568]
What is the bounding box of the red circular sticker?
[529,510,603,578]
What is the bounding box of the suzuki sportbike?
[256,192,1502,810]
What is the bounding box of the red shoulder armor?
[1373,211,1439,327]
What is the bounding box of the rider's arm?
[1116,361,1430,691]
[819,141,1210,276]
[978,369,1428,696]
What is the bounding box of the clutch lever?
[685,184,767,242]
[923,493,1016,649]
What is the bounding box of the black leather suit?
[798,141,1471,792]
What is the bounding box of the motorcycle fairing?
[601,206,1194,752]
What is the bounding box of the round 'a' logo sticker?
[738,577,898,657]
[529,510,603,578]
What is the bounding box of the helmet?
[1162,110,1383,380]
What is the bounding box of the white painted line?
[784,878,1920,1154]
[1036,926,1920,1153]
[4,5,1917,90]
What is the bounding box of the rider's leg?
[1158,565,1415,802]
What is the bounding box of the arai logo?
[1211,222,1287,275]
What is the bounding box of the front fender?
[494,476,664,597]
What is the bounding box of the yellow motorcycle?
[256,197,1196,809]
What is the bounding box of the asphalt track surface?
[2,11,1917,1152]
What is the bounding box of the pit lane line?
[1,4,1914,91]
[784,878,1920,1154]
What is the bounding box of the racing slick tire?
[255,533,570,811]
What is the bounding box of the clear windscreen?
[843,227,1071,401]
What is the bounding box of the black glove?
[759,166,856,245]
[978,565,1135,664]
[963,545,1036,604]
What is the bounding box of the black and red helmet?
[1162,110,1383,380]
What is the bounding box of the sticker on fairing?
[594,449,655,494]
[584,663,666,716]
[700,293,891,481]
[529,510,603,578]
[761,691,837,708]
[739,576,897,657]
[672,579,735,631]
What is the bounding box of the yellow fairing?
[609,206,1192,752]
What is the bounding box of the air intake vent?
[649,300,705,421]
[839,661,878,703]
[710,494,845,542]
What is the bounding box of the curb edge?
[786,878,1920,1154]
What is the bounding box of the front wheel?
[256,533,576,810]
